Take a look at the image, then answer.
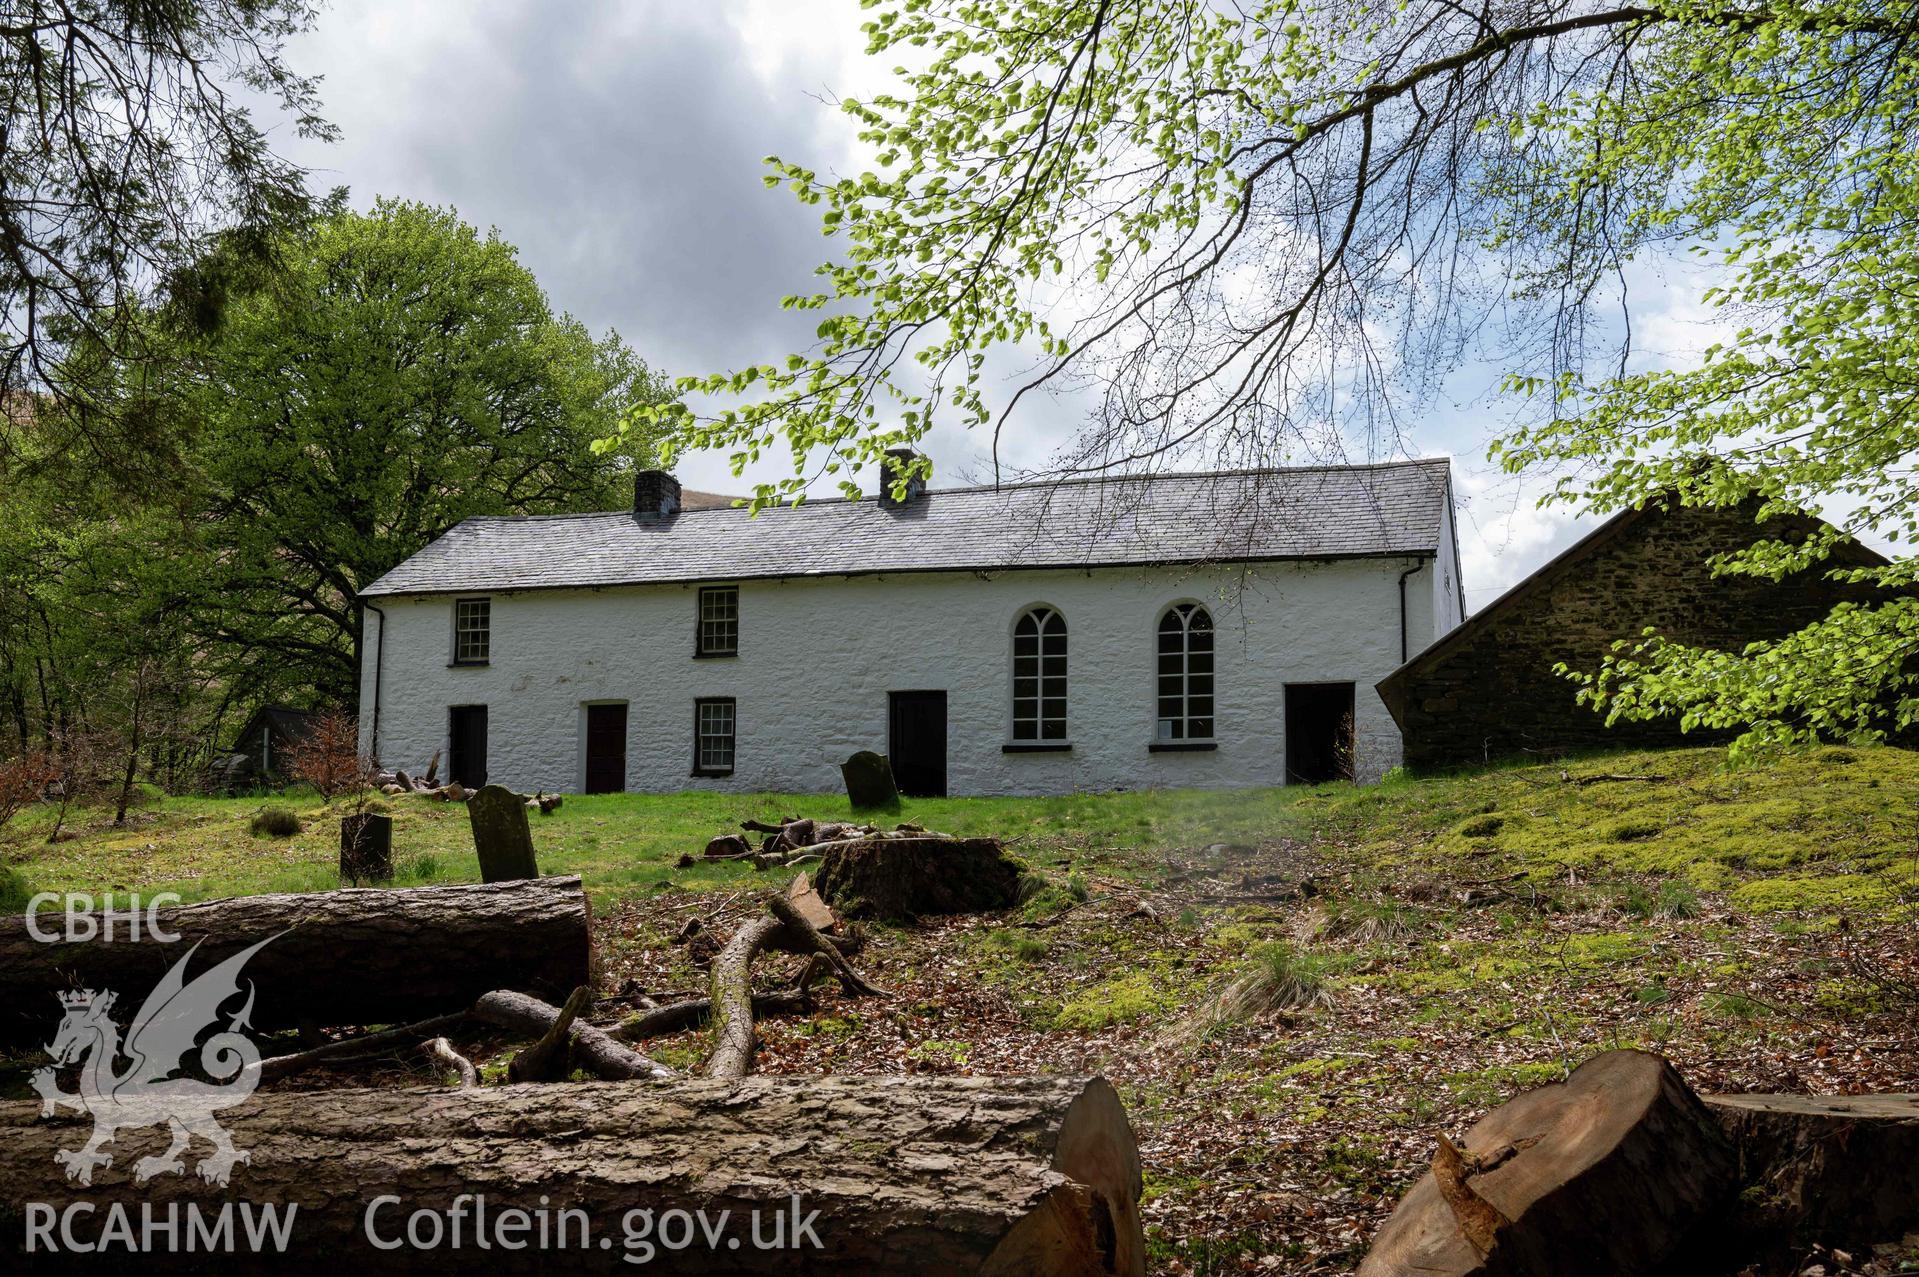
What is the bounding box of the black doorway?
[584,703,627,794]
[888,690,948,798]
[1284,683,1355,784]
[448,704,488,789]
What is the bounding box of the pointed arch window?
[1012,606,1067,741]
[1157,604,1215,741]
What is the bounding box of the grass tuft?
[249,806,302,838]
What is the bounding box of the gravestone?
[468,784,539,882]
[840,751,901,811]
[338,812,393,885]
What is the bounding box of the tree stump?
[814,836,1022,920]
[1359,1050,1736,1277]
[841,749,901,811]
[468,783,538,882]
[0,1075,1145,1275]
[338,812,393,884]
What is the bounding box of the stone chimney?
[634,469,682,522]
[877,448,929,510]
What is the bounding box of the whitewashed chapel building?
[356,455,1464,797]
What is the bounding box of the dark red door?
[585,703,627,794]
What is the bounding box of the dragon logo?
[30,934,277,1186]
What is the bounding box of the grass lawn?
[6,744,1918,1274]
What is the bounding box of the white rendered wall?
[357,558,1439,797]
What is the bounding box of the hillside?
[5,745,1917,1273]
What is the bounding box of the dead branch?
[257,1012,470,1082]
[507,985,592,1082]
[423,1036,478,1089]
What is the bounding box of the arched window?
[1157,604,1214,741]
[1012,606,1067,741]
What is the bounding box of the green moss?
[1729,873,1898,913]
[907,1039,973,1066]
[1276,1055,1357,1079]
[1456,814,1505,839]
[1443,1061,1565,1108]
[1055,970,1187,1030]
[1205,921,1277,952]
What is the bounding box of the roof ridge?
[460,457,1455,523]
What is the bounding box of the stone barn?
[1376,497,1887,771]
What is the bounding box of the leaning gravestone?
[841,750,901,811]
[468,784,539,882]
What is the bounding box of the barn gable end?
[1376,498,1886,771]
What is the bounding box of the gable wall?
[1389,503,1883,770]
[359,557,1440,796]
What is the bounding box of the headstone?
[339,813,393,884]
[841,751,901,811]
[468,784,539,882]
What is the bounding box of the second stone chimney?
[877,448,929,510]
[634,469,682,522]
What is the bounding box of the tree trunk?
[1359,1050,1736,1277]
[0,877,593,1045]
[0,1075,1145,1276]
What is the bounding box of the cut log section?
[0,877,593,1045]
[813,836,1023,921]
[1705,1091,1919,1247]
[1359,1050,1736,1277]
[0,1075,1147,1276]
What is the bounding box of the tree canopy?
[0,201,666,787]
[631,0,1919,753]
[181,200,666,705]
[0,0,332,480]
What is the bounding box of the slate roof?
[229,704,315,750]
[361,458,1454,598]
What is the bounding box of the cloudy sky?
[271,0,1738,610]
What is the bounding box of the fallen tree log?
[615,955,825,1041]
[1359,1050,1735,1277]
[1705,1091,1919,1248]
[0,878,593,1045]
[0,1074,1145,1276]
[504,985,593,1082]
[472,989,674,1081]
[705,914,784,1079]
[813,836,1024,921]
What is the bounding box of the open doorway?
[583,702,628,794]
[887,690,948,798]
[1285,683,1355,784]
[448,704,489,789]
